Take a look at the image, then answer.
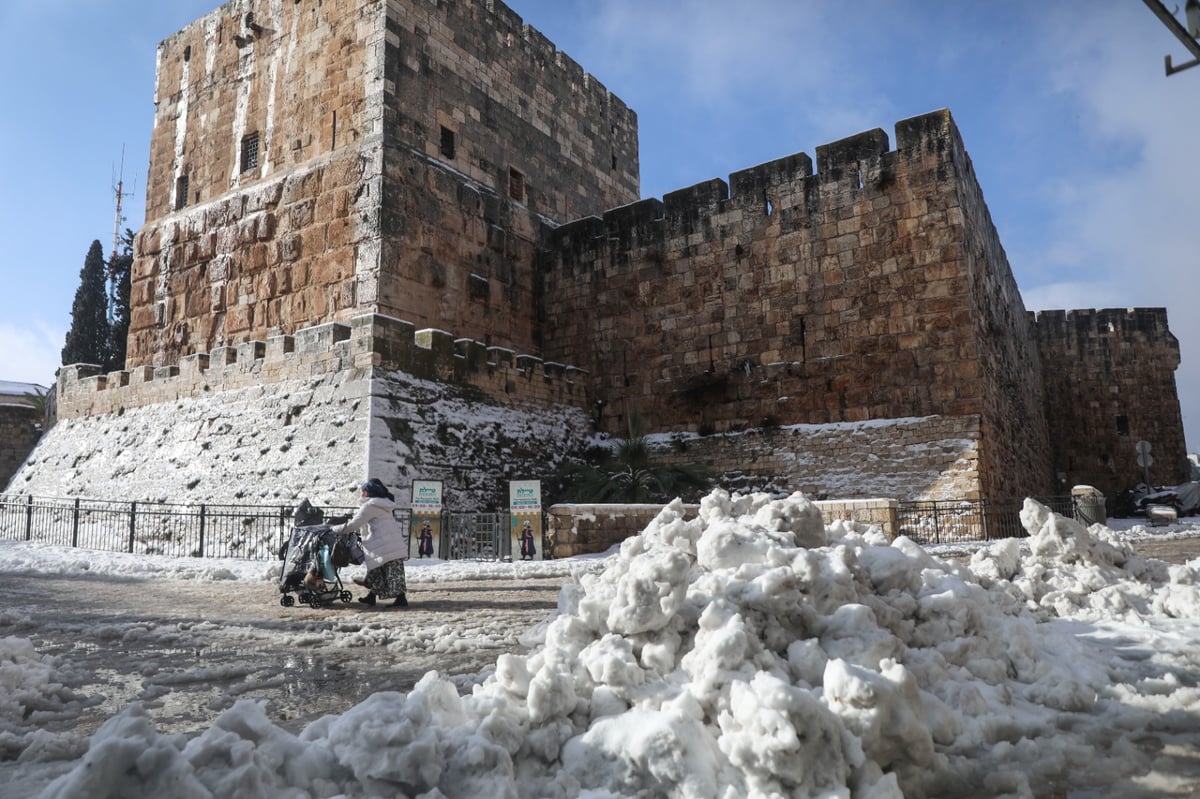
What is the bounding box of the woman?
[417,521,434,558]
[519,519,537,560]
[334,478,409,607]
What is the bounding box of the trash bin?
[1072,485,1106,526]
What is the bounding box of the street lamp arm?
[1142,0,1200,74]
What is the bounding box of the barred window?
[508,167,524,202]
[241,132,259,172]
[174,174,189,211]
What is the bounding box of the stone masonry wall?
[545,503,697,559]
[134,0,638,370]
[0,405,42,491]
[371,152,547,355]
[543,111,989,435]
[146,0,381,222]
[542,109,1051,502]
[382,0,640,222]
[57,314,587,421]
[545,498,898,560]
[136,0,385,368]
[130,150,372,368]
[14,315,592,506]
[648,414,981,503]
[940,113,1054,502]
[1035,308,1187,502]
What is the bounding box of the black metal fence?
[896,495,1076,545]
[0,494,523,562]
[0,494,360,560]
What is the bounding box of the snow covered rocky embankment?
[15,489,1200,798]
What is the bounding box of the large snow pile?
[29,490,1200,797]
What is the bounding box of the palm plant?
[558,408,710,503]
[22,386,48,431]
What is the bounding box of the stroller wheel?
[340,590,353,603]
[280,594,295,607]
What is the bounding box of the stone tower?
[131,0,638,369]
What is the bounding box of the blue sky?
[1,0,1197,454]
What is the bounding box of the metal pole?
[25,495,33,541]
[72,497,81,548]
[128,501,137,553]
[280,506,289,556]
[198,504,206,558]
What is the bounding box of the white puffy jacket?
[335,497,408,568]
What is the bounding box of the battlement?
[1033,307,1179,348]
[58,314,589,420]
[552,108,959,255]
[1033,306,1186,498]
[1033,307,1181,372]
[474,0,634,125]
[384,0,640,219]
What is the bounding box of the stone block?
[210,347,238,367]
[295,321,352,354]
[237,340,267,363]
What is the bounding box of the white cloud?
[1017,4,1200,450]
[0,322,61,386]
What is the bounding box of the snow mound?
[36,491,1200,797]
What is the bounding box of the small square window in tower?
[174,174,189,211]
[440,126,456,160]
[241,132,260,173]
[508,167,525,202]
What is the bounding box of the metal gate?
[445,512,506,561]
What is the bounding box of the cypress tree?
[106,229,134,371]
[61,240,112,367]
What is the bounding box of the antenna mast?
[111,145,134,263]
[109,147,137,328]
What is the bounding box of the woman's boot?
[392,593,408,607]
[358,592,377,606]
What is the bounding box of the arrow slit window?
[1117,415,1130,437]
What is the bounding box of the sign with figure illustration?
[410,480,443,560]
[509,480,543,561]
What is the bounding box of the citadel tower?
[132,0,637,368]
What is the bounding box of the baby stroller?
[278,500,361,608]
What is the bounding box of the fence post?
[72,497,81,548]
[128,501,137,553]
[197,504,206,558]
[25,495,33,541]
[280,506,289,554]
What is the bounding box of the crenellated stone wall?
[10,314,592,508]
[541,109,1056,502]
[1035,308,1188,501]
[57,313,588,421]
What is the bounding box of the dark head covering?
[361,479,389,499]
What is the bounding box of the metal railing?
[446,512,506,560]
[896,495,1076,545]
[0,494,522,562]
[0,494,357,560]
